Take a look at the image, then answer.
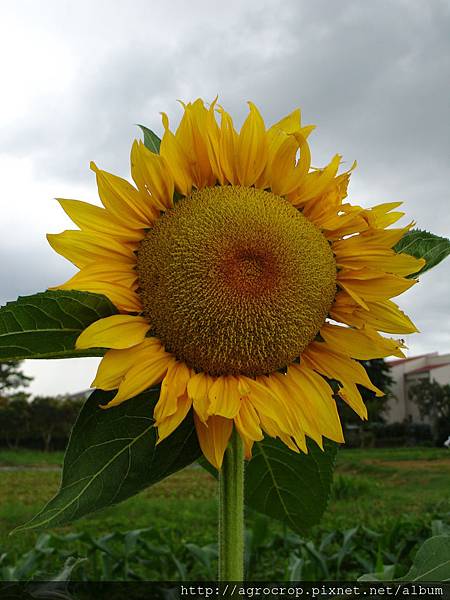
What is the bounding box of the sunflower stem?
[218,427,245,581]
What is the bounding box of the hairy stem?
[218,427,245,581]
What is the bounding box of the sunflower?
[48,99,424,468]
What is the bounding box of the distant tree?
[361,358,394,422]
[0,361,33,396]
[336,358,394,447]
[409,379,450,444]
[28,395,83,451]
[338,358,394,425]
[29,396,61,452]
[56,396,84,440]
[0,396,31,448]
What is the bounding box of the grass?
[0,449,64,466]
[338,446,450,462]
[0,447,449,579]
[323,447,450,531]
[0,467,219,567]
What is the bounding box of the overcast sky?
[0,0,449,396]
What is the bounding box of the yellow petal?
[278,432,304,454]
[57,199,145,241]
[268,108,302,135]
[157,393,192,442]
[91,162,157,226]
[194,414,233,469]
[363,202,404,228]
[187,372,214,422]
[330,293,419,335]
[289,365,344,444]
[217,106,239,184]
[337,268,416,308]
[270,372,324,448]
[203,99,226,185]
[105,354,174,407]
[49,262,141,313]
[262,375,301,433]
[258,120,314,190]
[269,131,311,196]
[241,437,255,460]
[320,323,406,359]
[159,112,193,196]
[76,315,150,350]
[252,401,301,453]
[53,261,137,288]
[255,411,281,440]
[302,175,360,235]
[130,140,174,211]
[93,349,138,391]
[52,278,141,314]
[92,338,165,390]
[303,341,383,396]
[323,213,369,240]
[47,230,135,269]
[174,99,216,189]
[358,223,414,248]
[356,299,418,334]
[338,382,368,420]
[333,236,426,276]
[236,102,268,186]
[253,403,306,453]
[301,340,370,421]
[244,376,295,436]
[251,376,307,454]
[327,290,360,323]
[234,398,264,446]
[154,361,191,422]
[291,154,341,206]
[208,376,242,419]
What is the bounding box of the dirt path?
[0,465,61,471]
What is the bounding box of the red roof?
[408,362,450,374]
[388,353,434,366]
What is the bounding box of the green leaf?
[13,388,201,532]
[246,438,338,534]
[0,290,118,361]
[138,125,161,154]
[200,437,338,534]
[359,535,450,581]
[401,535,450,581]
[394,229,450,277]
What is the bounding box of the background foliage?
[409,379,450,446]
[1,446,449,581]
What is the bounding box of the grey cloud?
[0,242,75,306]
[3,0,449,190]
[0,0,449,395]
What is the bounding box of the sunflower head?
[48,98,425,468]
[137,184,337,377]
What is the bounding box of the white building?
[385,352,450,424]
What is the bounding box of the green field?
[0,446,449,580]
[0,449,65,467]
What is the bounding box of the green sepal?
[138,125,161,154]
[394,229,450,278]
[138,124,184,205]
[13,388,201,532]
[0,290,118,361]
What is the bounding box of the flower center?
[137,186,336,376]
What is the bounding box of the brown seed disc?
[137,185,336,376]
